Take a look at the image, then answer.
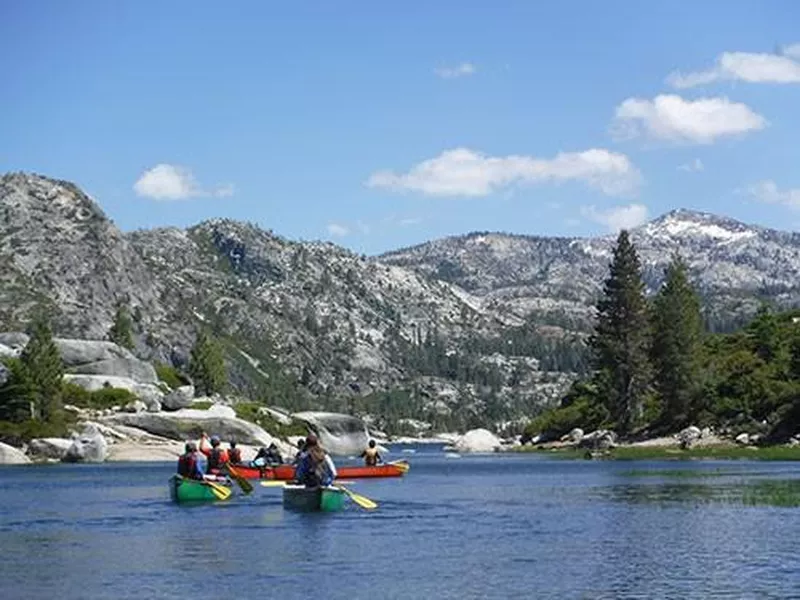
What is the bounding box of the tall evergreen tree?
[0,358,33,422]
[108,304,134,350]
[650,255,703,428]
[188,330,227,396]
[589,230,651,436]
[20,315,64,422]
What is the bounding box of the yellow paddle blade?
[260,480,286,487]
[390,459,410,474]
[205,481,232,501]
[337,485,377,510]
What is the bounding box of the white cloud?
[434,62,476,79]
[745,180,800,209]
[678,158,704,172]
[366,147,641,198]
[581,204,649,232]
[611,94,767,145]
[667,47,800,88]
[398,217,421,226]
[785,44,800,61]
[326,223,350,237]
[133,164,233,200]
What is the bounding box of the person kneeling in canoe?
[177,442,205,481]
[228,440,242,465]
[360,439,383,466]
[294,434,337,488]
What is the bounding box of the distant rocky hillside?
[380,209,800,331]
[2,172,799,431]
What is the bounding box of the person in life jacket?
[360,439,382,466]
[199,433,229,472]
[294,434,337,488]
[228,441,242,465]
[177,442,205,480]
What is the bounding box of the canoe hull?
[230,460,409,481]
[282,485,346,512]
[170,474,230,503]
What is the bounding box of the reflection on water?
[0,454,799,599]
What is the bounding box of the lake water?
[1,445,799,599]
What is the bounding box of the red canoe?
[228,459,410,480]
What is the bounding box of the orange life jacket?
[208,447,228,471]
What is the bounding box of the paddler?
[292,438,305,464]
[199,433,229,473]
[228,440,242,465]
[360,439,382,466]
[294,433,337,488]
[177,442,205,480]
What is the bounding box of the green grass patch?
[191,400,213,410]
[154,362,190,390]
[741,480,800,507]
[234,402,308,438]
[514,444,800,461]
[620,468,731,478]
[62,383,138,410]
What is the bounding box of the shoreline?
[514,443,800,461]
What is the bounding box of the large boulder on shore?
[102,406,278,447]
[28,437,73,460]
[55,339,158,384]
[161,385,195,410]
[63,423,108,463]
[578,429,617,450]
[454,428,502,453]
[0,441,31,464]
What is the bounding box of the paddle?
[225,463,254,495]
[203,480,232,501]
[336,485,377,510]
[260,480,356,488]
[389,459,410,473]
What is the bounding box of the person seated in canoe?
[292,438,305,464]
[199,433,229,473]
[228,441,242,465]
[294,434,337,488]
[251,443,283,467]
[360,439,383,466]
[177,442,205,480]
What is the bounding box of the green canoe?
[170,474,231,503]
[282,484,346,512]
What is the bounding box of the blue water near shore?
[1,444,799,599]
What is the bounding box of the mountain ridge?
[2,171,800,430]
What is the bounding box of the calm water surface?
[1,445,799,599]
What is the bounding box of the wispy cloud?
[326,223,350,237]
[581,204,649,232]
[678,158,704,173]
[434,62,476,79]
[745,180,800,209]
[667,45,800,88]
[133,164,233,200]
[366,147,641,198]
[611,94,767,145]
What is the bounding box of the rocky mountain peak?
[636,208,759,243]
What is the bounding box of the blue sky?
[1,1,799,254]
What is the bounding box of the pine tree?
[108,304,134,350]
[0,358,34,422]
[20,315,64,422]
[650,255,703,428]
[188,330,227,396]
[589,230,651,437]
